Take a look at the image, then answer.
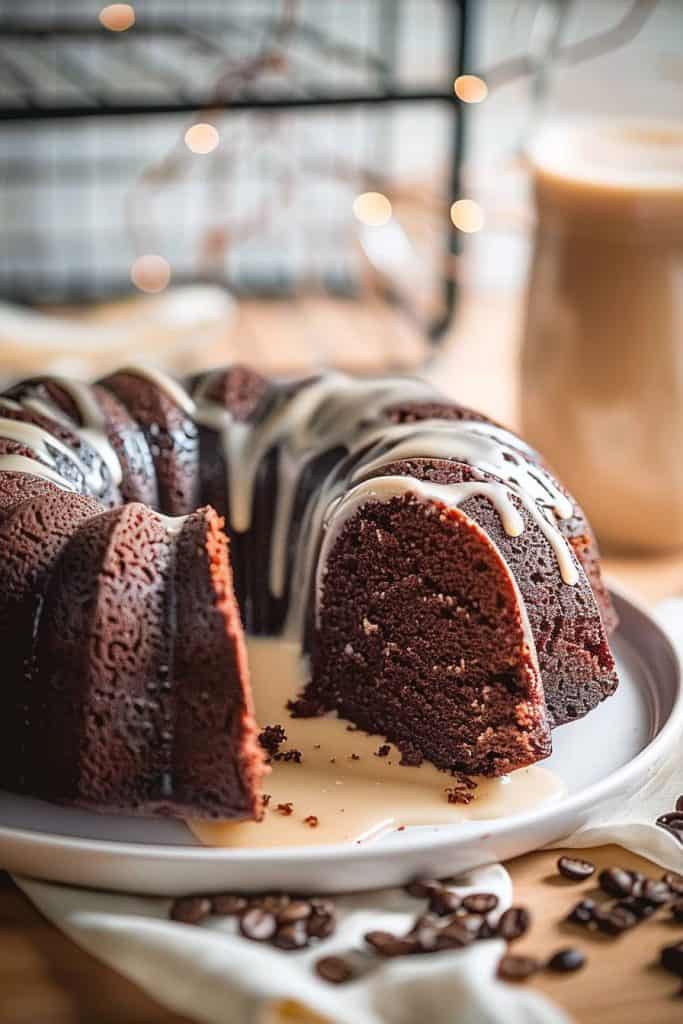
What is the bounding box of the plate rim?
[1,586,680,865]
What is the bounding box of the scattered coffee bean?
[311,897,335,917]
[240,907,278,942]
[566,898,596,927]
[316,955,353,984]
[661,942,683,978]
[664,872,683,897]
[278,900,313,924]
[211,893,247,916]
[365,930,418,957]
[638,879,672,906]
[258,893,291,913]
[429,889,462,916]
[547,948,586,973]
[405,877,442,899]
[170,895,211,925]
[557,856,595,882]
[462,892,498,914]
[598,867,634,897]
[671,900,683,924]
[440,918,476,947]
[614,896,656,922]
[656,812,683,845]
[307,912,336,939]
[406,914,441,951]
[498,954,541,981]
[274,920,309,950]
[593,905,638,935]
[498,906,531,941]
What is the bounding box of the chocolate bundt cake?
[0,367,618,819]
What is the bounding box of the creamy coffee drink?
[522,118,683,551]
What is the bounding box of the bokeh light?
[353,192,393,227]
[450,199,485,233]
[184,123,220,155]
[454,75,488,103]
[130,254,171,293]
[99,4,136,31]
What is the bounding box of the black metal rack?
[0,0,471,347]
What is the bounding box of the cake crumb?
[258,724,286,755]
[276,802,294,816]
[445,773,477,804]
[329,758,336,764]
[273,748,303,764]
[304,815,319,828]
[350,753,360,761]
[375,744,391,758]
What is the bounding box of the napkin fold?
[16,865,570,1024]
[12,598,683,1024]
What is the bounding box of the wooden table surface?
[1,289,682,1023]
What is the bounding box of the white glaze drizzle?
[52,377,123,488]
[0,454,77,490]
[156,512,190,535]
[0,369,581,625]
[0,415,98,489]
[119,364,197,417]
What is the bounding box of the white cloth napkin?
[16,865,569,1024]
[12,599,683,1024]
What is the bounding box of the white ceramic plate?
[0,590,679,895]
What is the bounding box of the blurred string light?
[450,199,484,233]
[99,4,136,31]
[352,192,392,227]
[130,254,171,293]
[454,74,488,103]
[184,123,220,154]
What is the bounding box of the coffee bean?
[638,879,672,906]
[557,856,595,881]
[406,914,441,951]
[365,930,418,957]
[664,872,683,897]
[240,907,277,941]
[593,905,638,935]
[615,896,656,921]
[170,895,211,925]
[429,889,461,916]
[547,948,586,973]
[278,900,312,924]
[462,892,498,914]
[656,812,683,845]
[498,906,531,941]
[566,898,596,926]
[274,920,309,950]
[307,912,336,939]
[437,919,475,948]
[671,900,683,923]
[258,893,291,913]
[211,893,247,916]
[661,942,683,978]
[405,877,442,899]
[497,954,541,981]
[310,897,336,917]
[598,867,634,897]
[316,956,353,984]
